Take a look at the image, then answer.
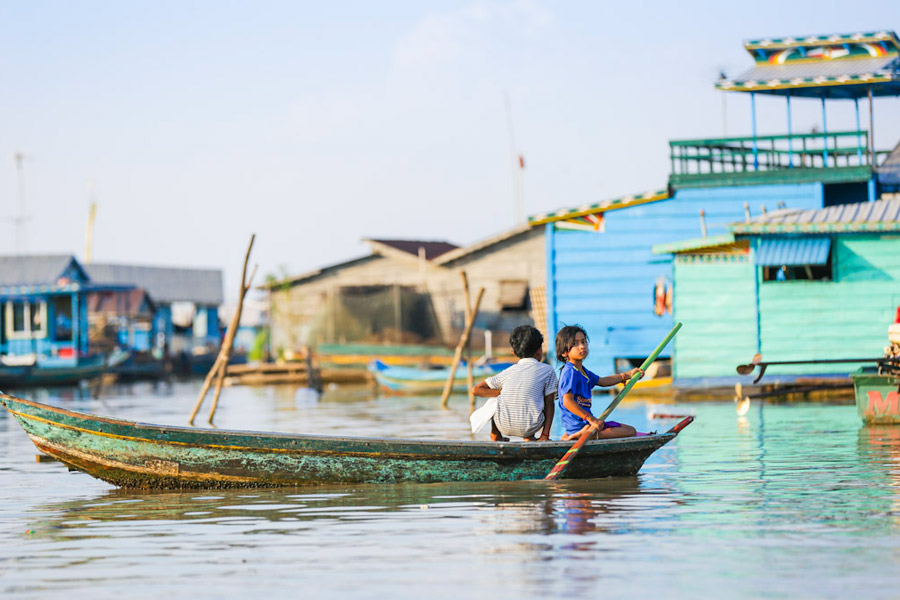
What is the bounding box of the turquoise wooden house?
[0,255,135,386]
[654,198,900,386]
[529,30,899,376]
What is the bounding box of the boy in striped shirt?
[473,325,558,442]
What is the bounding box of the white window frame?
[5,300,48,340]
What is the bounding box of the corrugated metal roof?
[755,236,831,266]
[434,224,532,265]
[365,239,458,260]
[85,263,224,305]
[732,198,900,234]
[652,233,736,255]
[0,255,82,285]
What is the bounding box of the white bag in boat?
[469,397,498,433]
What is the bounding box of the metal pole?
[786,93,793,168]
[868,85,875,166]
[854,97,863,162]
[821,97,829,167]
[751,92,759,171]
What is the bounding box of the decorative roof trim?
[745,31,900,52]
[528,189,669,227]
[717,73,894,92]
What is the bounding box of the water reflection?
[26,478,671,539]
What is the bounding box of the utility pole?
[85,183,97,263]
[13,152,30,253]
[503,91,524,225]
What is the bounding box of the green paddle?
[544,322,682,481]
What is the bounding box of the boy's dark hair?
[509,325,544,359]
[555,324,588,364]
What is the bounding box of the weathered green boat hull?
[852,369,900,424]
[0,394,681,489]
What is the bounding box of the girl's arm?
[562,393,602,428]
[472,380,500,398]
[594,367,644,388]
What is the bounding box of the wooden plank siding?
[757,235,900,375]
[547,183,824,373]
[671,256,758,379]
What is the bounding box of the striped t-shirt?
[485,357,558,438]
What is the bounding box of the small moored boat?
[0,393,692,489]
[368,359,513,394]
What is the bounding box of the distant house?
[86,288,156,354]
[0,255,133,367]
[266,227,547,355]
[653,198,900,386]
[83,263,224,358]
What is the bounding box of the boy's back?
[485,358,558,438]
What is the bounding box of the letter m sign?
[867,390,900,417]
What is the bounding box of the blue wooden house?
[529,30,899,376]
[654,198,900,386]
[0,255,135,386]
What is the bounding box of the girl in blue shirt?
[556,325,643,441]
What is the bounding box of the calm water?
[2,381,900,599]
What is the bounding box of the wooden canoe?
[0,393,691,489]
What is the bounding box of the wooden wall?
[671,253,758,379]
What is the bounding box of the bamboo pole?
[188,234,256,425]
[461,272,475,410]
[440,287,484,408]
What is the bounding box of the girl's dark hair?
[555,325,588,364]
[509,325,543,358]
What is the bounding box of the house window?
[756,236,833,282]
[6,300,48,339]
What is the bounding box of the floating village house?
[83,263,225,364]
[267,228,546,356]
[0,255,135,384]
[528,30,900,379]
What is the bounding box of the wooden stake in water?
[544,322,682,481]
[188,234,257,425]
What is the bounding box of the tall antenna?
[503,91,525,225]
[13,152,31,253]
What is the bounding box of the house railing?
[669,130,890,177]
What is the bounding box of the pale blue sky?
[1,1,898,299]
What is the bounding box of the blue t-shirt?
[558,362,600,434]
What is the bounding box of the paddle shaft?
[545,322,682,481]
